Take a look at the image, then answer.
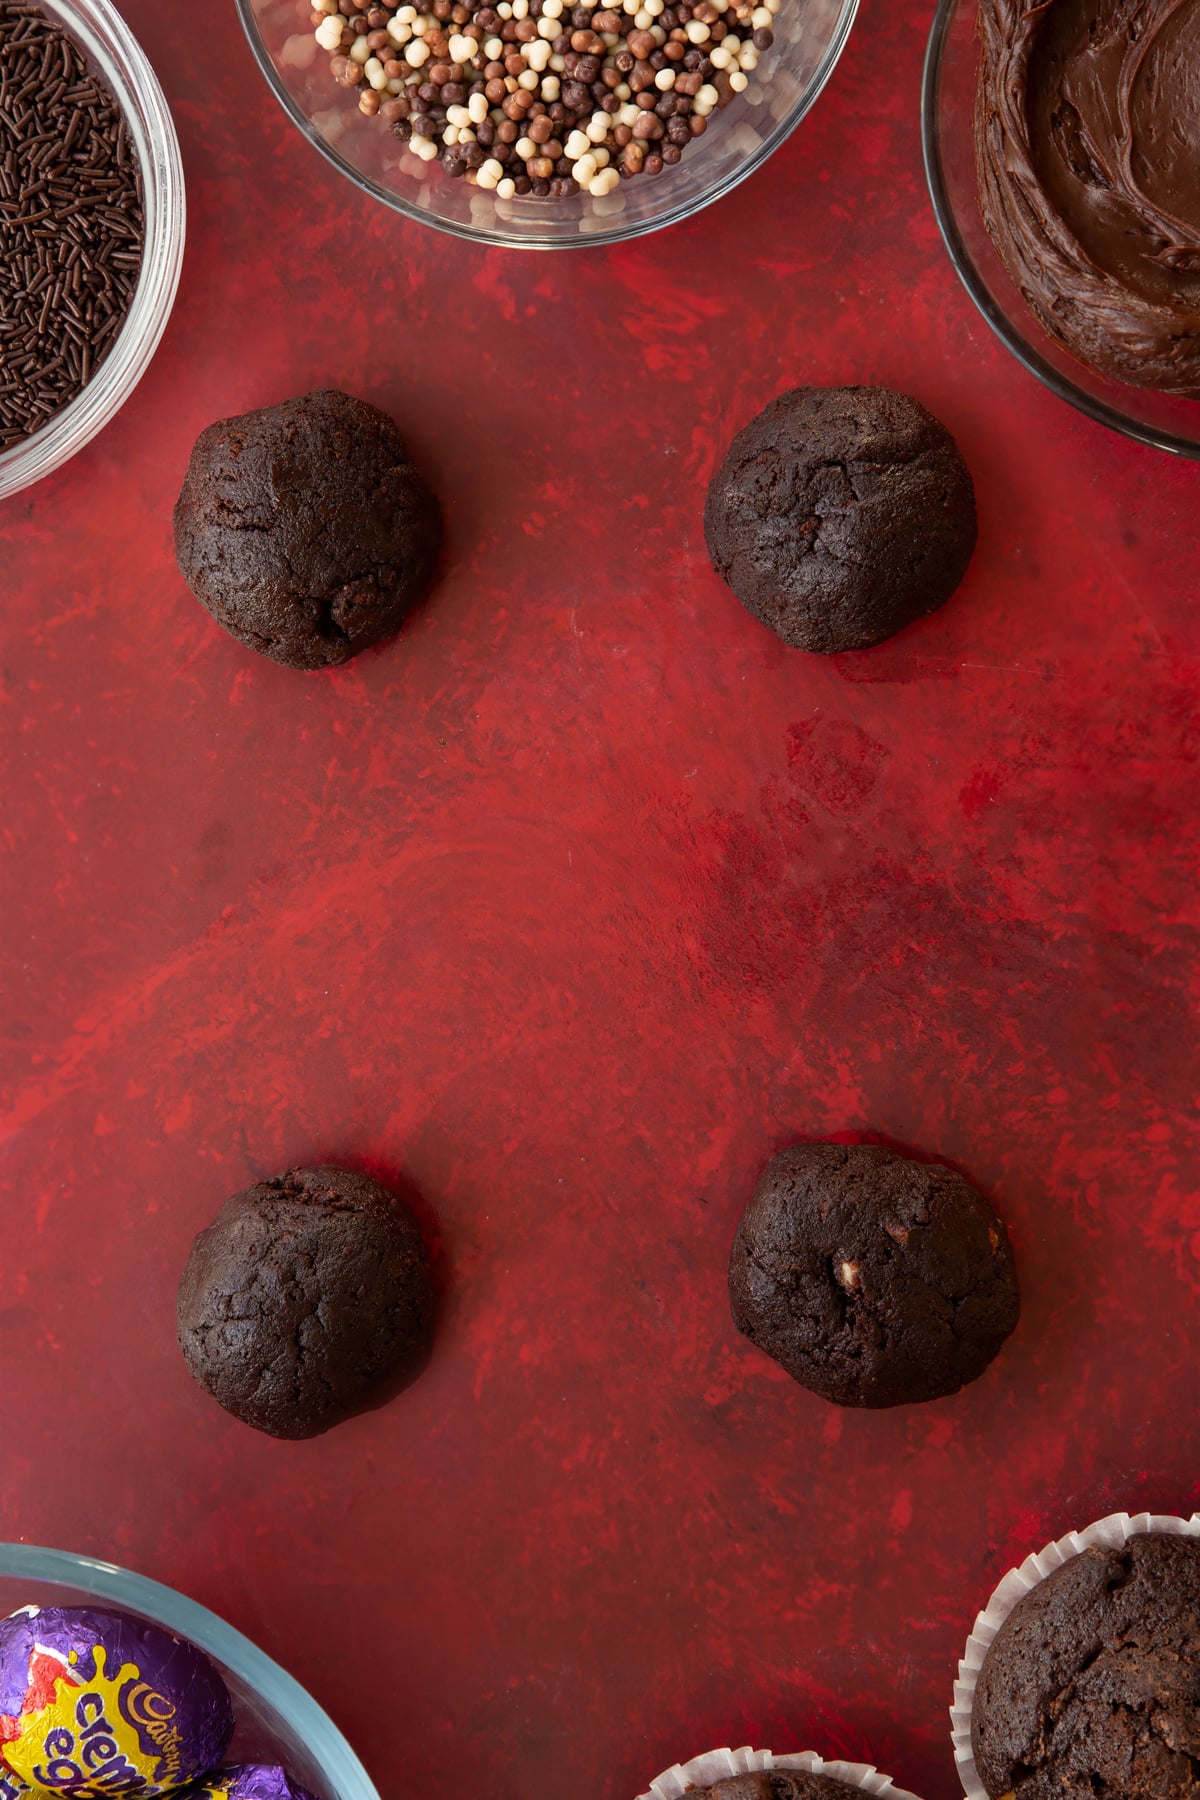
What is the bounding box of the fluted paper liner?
[950,1508,1200,1800]
[637,1745,925,1800]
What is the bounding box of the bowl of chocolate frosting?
[922,0,1200,457]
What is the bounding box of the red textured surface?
[2,3,1200,1798]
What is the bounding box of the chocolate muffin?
[704,387,977,653]
[971,1533,1200,1800]
[174,388,441,670]
[685,1775,866,1798]
[177,1165,435,1438]
[728,1143,1018,1407]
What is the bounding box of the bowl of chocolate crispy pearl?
[237,0,857,245]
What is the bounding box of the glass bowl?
[236,0,857,248]
[0,0,186,502]
[921,0,1200,459]
[0,1544,379,1800]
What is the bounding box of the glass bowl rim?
[0,1543,381,1800]
[234,0,859,250]
[0,0,187,501]
[920,0,1200,461]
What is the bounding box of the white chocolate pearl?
[728,67,748,86]
[387,19,412,41]
[685,17,709,37]
[405,37,430,64]
[591,143,609,165]
[476,156,505,186]
[485,34,504,54]
[366,55,389,86]
[696,80,718,104]
[588,167,620,195]
[525,38,551,69]
[349,34,371,61]
[512,0,530,16]
[571,151,598,182]
[446,102,470,123]
[564,127,590,156]
[540,73,561,97]
[497,177,516,197]
[517,68,538,88]
[515,135,536,157]
[448,32,475,59]
[468,90,489,121]
[549,51,566,68]
[633,9,651,24]
[739,46,758,67]
[541,0,563,16]
[653,66,674,87]
[586,110,609,139]
[442,123,460,142]
[413,135,439,158]
[708,43,731,65]
[315,14,344,49]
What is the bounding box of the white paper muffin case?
[637,1745,926,1800]
[950,1508,1200,1800]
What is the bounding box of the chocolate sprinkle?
[0,0,144,451]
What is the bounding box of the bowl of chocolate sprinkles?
[237,0,855,247]
[0,0,184,498]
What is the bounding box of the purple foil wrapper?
[185,1768,319,1800]
[0,1605,234,1796]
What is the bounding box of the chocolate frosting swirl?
[975,0,1200,395]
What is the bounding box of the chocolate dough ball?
[728,1142,1018,1407]
[174,388,441,670]
[177,1165,435,1438]
[704,386,977,653]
